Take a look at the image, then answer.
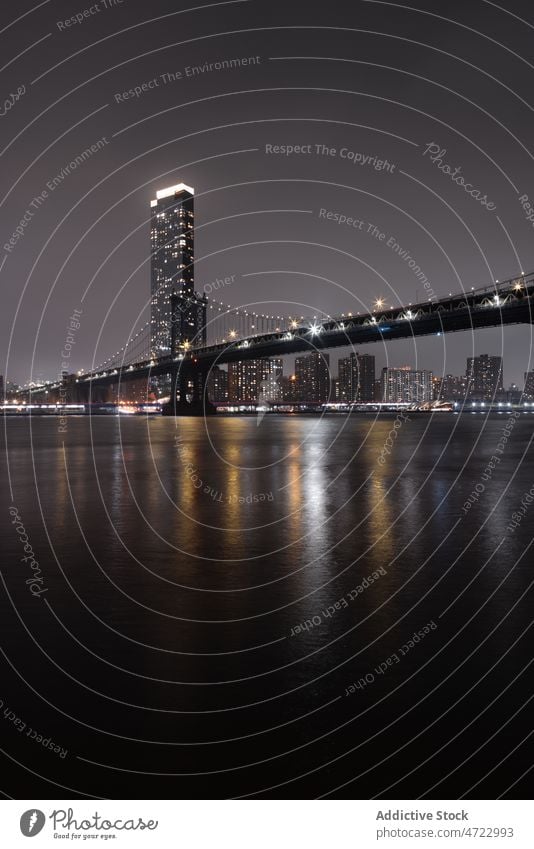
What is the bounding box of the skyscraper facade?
[294,352,331,403]
[207,366,229,403]
[434,373,469,401]
[259,358,283,403]
[150,183,206,357]
[227,359,282,403]
[466,355,503,400]
[337,352,375,402]
[524,371,534,400]
[381,367,434,402]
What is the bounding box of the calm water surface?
[1,414,533,798]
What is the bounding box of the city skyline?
[3,173,532,392]
[4,349,525,406]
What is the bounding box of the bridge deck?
[80,274,533,385]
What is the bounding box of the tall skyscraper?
[150,183,206,357]
[337,352,375,402]
[466,355,503,400]
[294,352,331,403]
[381,367,434,402]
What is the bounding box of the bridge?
[30,271,534,415]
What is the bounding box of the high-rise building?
[294,352,331,403]
[207,366,228,402]
[280,374,298,403]
[434,374,469,401]
[381,367,434,402]
[524,371,534,399]
[228,358,282,403]
[466,355,503,400]
[150,183,206,357]
[337,352,375,402]
[259,358,283,403]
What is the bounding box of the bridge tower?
[162,292,215,416]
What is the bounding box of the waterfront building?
[434,374,469,402]
[228,359,282,404]
[337,352,375,402]
[280,374,298,403]
[381,366,434,403]
[524,371,534,399]
[294,352,331,403]
[466,354,503,400]
[207,366,229,403]
[150,183,206,357]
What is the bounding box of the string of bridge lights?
[91,320,152,373]
[89,299,388,372]
[95,284,513,373]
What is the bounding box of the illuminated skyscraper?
[435,374,469,401]
[524,371,534,399]
[207,366,229,403]
[259,358,283,403]
[228,359,282,403]
[294,352,331,403]
[466,355,503,400]
[381,367,433,402]
[338,352,375,402]
[150,183,206,357]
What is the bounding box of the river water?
[1,413,532,798]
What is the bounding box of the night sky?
[2,0,534,386]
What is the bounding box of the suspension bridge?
[28,271,534,414]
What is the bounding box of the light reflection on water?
[1,414,533,797]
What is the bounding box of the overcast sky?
[2,0,534,386]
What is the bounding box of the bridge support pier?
[161,365,217,416]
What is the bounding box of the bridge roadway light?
[229,330,237,338]
[309,323,322,335]
[374,298,385,310]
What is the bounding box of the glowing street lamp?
[374,298,385,310]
